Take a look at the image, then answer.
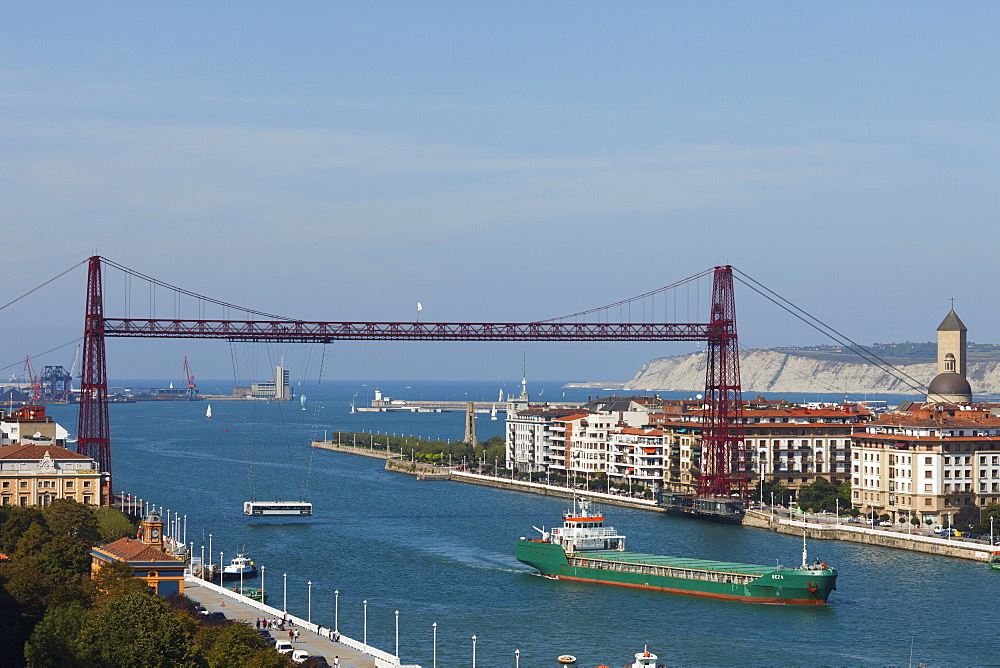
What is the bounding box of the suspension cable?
[100,256,295,321]
[733,269,931,396]
[0,259,89,313]
[540,268,715,322]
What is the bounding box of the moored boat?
[989,551,1000,570]
[229,586,268,602]
[221,553,258,580]
[629,646,660,668]
[516,499,837,605]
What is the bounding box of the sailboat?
[350,392,358,414]
[206,404,212,419]
[490,404,497,420]
[300,394,307,411]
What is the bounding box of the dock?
[184,576,420,667]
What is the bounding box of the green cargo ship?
[516,500,837,605]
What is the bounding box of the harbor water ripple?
[48,381,1000,666]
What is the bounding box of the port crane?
[22,356,41,402]
[182,357,197,398]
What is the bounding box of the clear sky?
[2,2,998,383]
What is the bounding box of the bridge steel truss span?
[78,256,748,504]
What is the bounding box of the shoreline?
[310,441,994,562]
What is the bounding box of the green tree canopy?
[94,506,137,543]
[796,477,851,513]
[206,623,268,668]
[754,478,791,505]
[23,602,86,668]
[42,499,100,546]
[75,589,201,667]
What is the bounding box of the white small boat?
[557,656,577,665]
[206,404,212,419]
[490,404,497,420]
[221,553,258,580]
[300,394,307,411]
[629,646,659,668]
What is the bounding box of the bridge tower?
[78,256,112,503]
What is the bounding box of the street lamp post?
[472,635,477,668]
[260,566,265,603]
[334,590,339,632]
[432,622,437,668]
[219,552,224,587]
[395,610,399,659]
[307,581,312,623]
[183,514,187,547]
[363,600,368,653]
[200,544,205,579]
[515,648,520,668]
[208,534,213,575]
[283,573,287,614]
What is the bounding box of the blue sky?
[2,2,998,383]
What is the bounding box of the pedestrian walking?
[289,629,294,642]
[255,618,260,629]
[333,657,339,667]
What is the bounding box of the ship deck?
[576,550,776,576]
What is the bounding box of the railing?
[185,576,407,667]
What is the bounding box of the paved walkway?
[185,578,377,667]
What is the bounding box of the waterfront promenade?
[184,577,419,668]
[313,439,997,561]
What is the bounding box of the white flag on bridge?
[417,302,423,311]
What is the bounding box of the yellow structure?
[91,510,186,597]
[0,443,105,507]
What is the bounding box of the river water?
[47,381,998,666]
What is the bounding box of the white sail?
[490,404,497,420]
[206,404,212,419]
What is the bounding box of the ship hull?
[516,540,836,605]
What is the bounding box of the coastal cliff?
[625,348,1000,395]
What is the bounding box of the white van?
[275,640,294,655]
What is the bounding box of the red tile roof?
[0,443,91,460]
[98,538,183,563]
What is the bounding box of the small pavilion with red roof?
[90,509,186,596]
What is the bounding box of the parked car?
[194,604,209,615]
[204,611,226,621]
[291,649,311,664]
[275,640,294,655]
[878,520,893,527]
[846,516,861,524]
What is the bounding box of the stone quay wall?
[744,510,994,562]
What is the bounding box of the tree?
[954,503,980,530]
[23,602,86,667]
[975,503,1000,534]
[205,623,268,668]
[75,589,201,667]
[0,506,46,554]
[42,499,100,546]
[94,506,137,543]
[795,477,850,514]
[754,478,791,505]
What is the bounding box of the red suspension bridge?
[76,255,748,504]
